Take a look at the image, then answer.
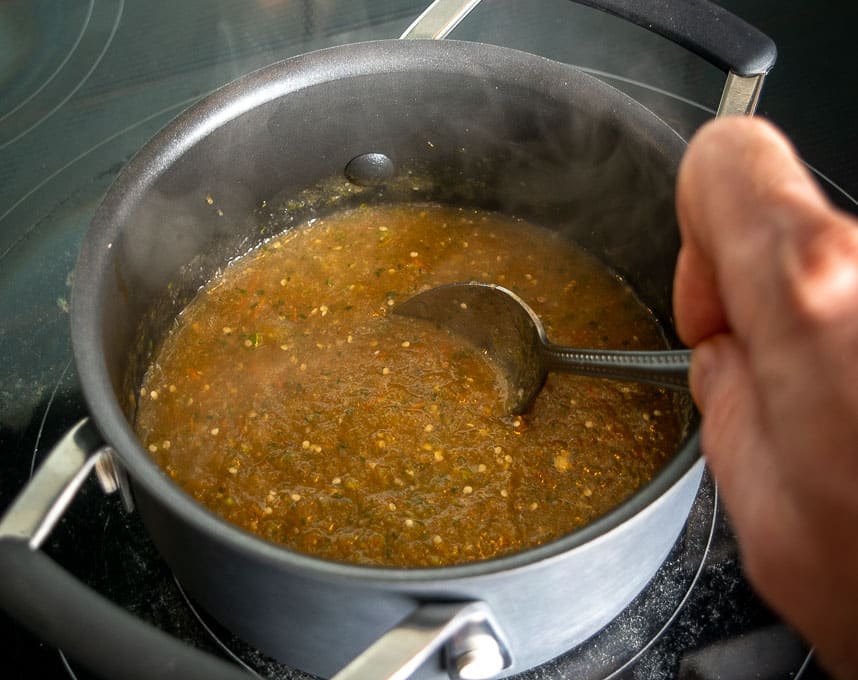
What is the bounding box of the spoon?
[394,282,690,414]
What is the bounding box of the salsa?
[134,203,686,567]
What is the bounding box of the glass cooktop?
[1,1,855,679]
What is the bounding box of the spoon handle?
[541,346,691,391]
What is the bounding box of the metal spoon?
[394,282,690,414]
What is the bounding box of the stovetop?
[1,1,855,679]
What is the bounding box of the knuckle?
[781,217,858,327]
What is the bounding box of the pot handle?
[0,419,251,680]
[332,601,512,680]
[402,0,777,115]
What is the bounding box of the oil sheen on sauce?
[134,203,686,568]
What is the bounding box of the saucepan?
[0,1,776,678]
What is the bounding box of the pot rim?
[71,38,699,585]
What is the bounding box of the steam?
[108,38,686,421]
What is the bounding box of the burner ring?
[0,0,124,150]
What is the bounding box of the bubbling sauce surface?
[135,204,685,567]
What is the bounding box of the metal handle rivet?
[452,633,506,680]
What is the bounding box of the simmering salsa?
[135,203,686,567]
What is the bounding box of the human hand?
[673,117,858,679]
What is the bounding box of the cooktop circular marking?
[578,65,717,115]
[0,92,202,259]
[0,0,124,151]
[0,1,94,126]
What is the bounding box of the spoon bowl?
[394,282,690,414]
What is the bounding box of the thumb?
[690,335,771,520]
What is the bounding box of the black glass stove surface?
[1,1,855,679]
